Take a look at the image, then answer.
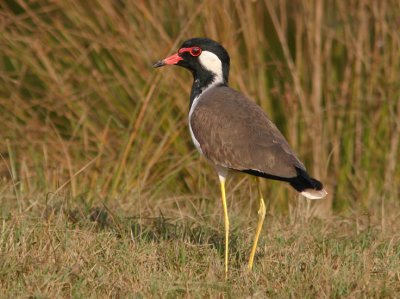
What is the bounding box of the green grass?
[1,0,400,297]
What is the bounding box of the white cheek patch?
[198,51,223,84]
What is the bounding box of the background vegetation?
[1,0,399,297]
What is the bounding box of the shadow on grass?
[63,205,252,266]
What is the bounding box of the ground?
[1,192,399,298]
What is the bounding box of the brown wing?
[190,86,306,178]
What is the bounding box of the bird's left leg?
[248,178,266,271]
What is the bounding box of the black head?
[153,37,230,85]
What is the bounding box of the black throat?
[189,70,227,108]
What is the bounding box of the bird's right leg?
[218,174,229,279]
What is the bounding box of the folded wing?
[190,86,306,179]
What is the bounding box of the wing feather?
[190,86,305,178]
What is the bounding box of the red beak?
[153,53,183,68]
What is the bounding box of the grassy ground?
[1,193,400,298]
[1,0,400,297]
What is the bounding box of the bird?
[153,37,327,278]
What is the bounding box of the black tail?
[288,167,323,192]
[287,168,327,199]
[240,167,327,199]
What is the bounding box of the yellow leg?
[219,175,229,279]
[248,178,266,271]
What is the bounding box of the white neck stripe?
[198,51,224,86]
[188,51,224,156]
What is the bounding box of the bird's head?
[153,37,230,85]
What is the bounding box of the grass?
[1,198,399,298]
[1,0,400,297]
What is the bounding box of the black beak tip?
[152,60,165,68]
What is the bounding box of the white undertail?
[301,188,328,200]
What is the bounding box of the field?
[1,0,400,297]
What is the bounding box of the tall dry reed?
[0,0,399,216]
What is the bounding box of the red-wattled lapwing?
[153,37,327,277]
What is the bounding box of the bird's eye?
[190,47,202,57]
